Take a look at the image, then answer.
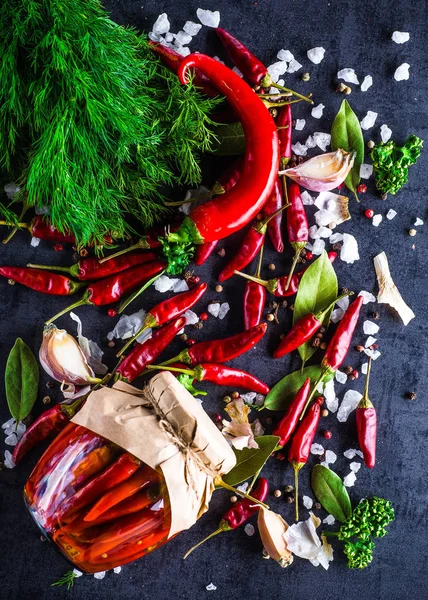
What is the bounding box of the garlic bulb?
[280,149,355,192]
[257,508,293,568]
[40,324,101,386]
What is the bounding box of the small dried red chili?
[0,215,76,244]
[262,177,285,253]
[116,316,186,382]
[117,282,208,357]
[288,397,322,521]
[194,241,218,266]
[0,266,84,295]
[356,358,376,469]
[183,478,269,558]
[273,292,351,358]
[243,246,266,330]
[277,104,293,205]
[148,363,269,395]
[284,182,309,290]
[26,252,158,281]
[273,378,311,447]
[45,259,167,324]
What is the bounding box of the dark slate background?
[1,1,427,598]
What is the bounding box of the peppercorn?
[406,391,416,400]
[341,287,350,295]
[370,344,379,350]
[379,192,388,201]
[284,485,294,493]
[107,308,117,317]
[42,395,51,405]
[230,495,238,503]
[266,313,275,322]
[312,337,321,347]
[53,243,63,252]
[329,222,337,230]
[323,430,332,440]
[319,327,326,334]
[199,312,209,321]
[269,301,278,309]
[372,311,380,320]
[367,140,375,149]
[301,72,310,82]
[186,338,196,346]
[46,380,55,389]
[297,156,304,164]
[269,107,279,119]
[348,374,356,381]
[79,248,88,257]
[217,248,226,258]
[40,535,47,542]
[213,413,222,422]
[22,415,34,427]
[107,340,116,348]
[180,333,188,342]
[193,321,203,329]
[321,409,329,417]
[320,342,327,350]
[265,416,272,425]
[357,184,368,194]
[356,345,365,352]
[256,213,263,221]
[344,365,353,375]
[280,300,288,309]
[305,251,314,260]
[231,391,240,400]
[315,332,323,339]
[314,502,322,510]
[268,263,276,271]
[286,495,294,504]
[289,304,294,311]
[8,279,15,285]
[223,395,232,404]
[276,452,286,461]
[215,284,223,292]
[409,229,417,237]
[351,370,359,379]
[274,490,282,498]
[332,242,343,251]
[316,396,324,406]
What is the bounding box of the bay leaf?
[5,338,39,422]
[263,365,335,411]
[210,122,245,156]
[293,251,338,366]
[311,464,352,522]
[331,100,364,198]
[222,435,279,486]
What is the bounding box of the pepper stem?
[270,82,314,104]
[116,322,151,358]
[98,238,149,264]
[254,244,265,278]
[293,463,301,522]
[283,246,304,291]
[45,295,90,325]
[27,263,72,275]
[164,190,213,207]
[299,367,331,419]
[2,202,29,244]
[255,204,289,234]
[183,523,230,559]
[118,270,165,314]
[316,291,354,321]
[234,270,268,289]
[215,478,270,510]
[146,364,195,377]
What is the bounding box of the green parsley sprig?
[371,135,423,195]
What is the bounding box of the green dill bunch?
[0,0,218,246]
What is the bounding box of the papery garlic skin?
[280,150,355,192]
[374,251,415,325]
[40,325,101,386]
[257,508,293,568]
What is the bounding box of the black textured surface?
[1,1,427,599]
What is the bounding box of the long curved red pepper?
[262,177,285,253]
[273,378,311,447]
[117,282,208,357]
[116,316,186,382]
[356,358,376,469]
[194,241,218,266]
[288,398,322,521]
[184,478,269,558]
[157,322,267,369]
[26,252,158,281]
[148,363,269,395]
[273,293,351,358]
[168,54,279,244]
[45,259,167,324]
[0,266,84,295]
[284,182,309,290]
[278,104,293,165]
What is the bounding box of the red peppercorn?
[276,452,286,461]
[323,430,333,440]
[351,369,359,379]
[214,413,223,422]
[186,338,196,346]
[315,396,324,406]
[107,308,117,317]
[364,209,374,219]
[199,312,209,321]
[305,251,314,261]
[53,244,63,252]
[357,183,368,194]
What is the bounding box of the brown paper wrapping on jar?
[71,372,236,537]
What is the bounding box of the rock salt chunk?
[314,132,331,151]
[361,362,369,375]
[329,232,343,244]
[311,104,325,119]
[183,21,202,36]
[414,217,424,226]
[309,225,320,239]
[361,75,373,91]
[175,46,191,57]
[344,472,357,487]
[218,302,230,320]
[324,379,338,412]
[363,320,379,335]
[365,336,377,347]
[175,31,192,45]
[287,59,302,73]
[305,135,317,149]
[340,233,359,264]
[165,32,174,42]
[337,68,359,84]
[277,49,294,62]
[372,214,382,227]
[380,124,392,143]
[241,392,257,404]
[307,47,325,64]
[337,296,349,311]
[323,515,335,525]
[292,142,308,156]
[4,450,15,469]
[318,226,332,239]
[196,9,220,27]
[172,279,189,293]
[311,443,325,455]
[335,370,348,385]
[232,66,244,77]
[268,61,288,81]
[295,119,306,131]
[155,275,175,293]
[325,450,337,464]
[5,433,18,446]
[245,524,255,536]
[394,63,410,81]
[344,448,364,459]
[206,584,217,591]
[386,209,397,220]
[315,209,334,226]
[30,237,40,247]
[113,567,122,574]
[337,390,362,422]
[350,462,361,473]
[312,239,325,255]
[4,182,21,198]
[360,163,373,179]
[360,111,378,130]
[303,496,313,509]
[148,32,161,42]
[152,13,170,35]
[392,31,410,44]
[93,571,106,580]
[331,308,345,323]
[183,310,199,325]
[358,291,376,304]
[208,302,220,318]
[364,348,381,360]
[301,191,314,205]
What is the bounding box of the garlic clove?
[257,508,293,568]
[373,252,415,325]
[280,150,355,192]
[40,324,101,386]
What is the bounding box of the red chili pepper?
[148,363,269,395]
[218,205,287,282]
[45,259,167,324]
[84,465,156,522]
[26,252,158,281]
[60,453,142,520]
[288,398,322,521]
[117,283,207,357]
[284,182,309,290]
[194,241,218,265]
[158,322,267,370]
[148,41,219,97]
[243,246,266,330]
[168,55,279,245]
[273,379,311,447]
[0,266,84,295]
[116,316,187,382]
[183,478,269,558]
[356,358,376,469]
[278,104,293,164]
[262,177,285,253]
[273,292,351,358]
[0,215,77,243]
[215,156,245,194]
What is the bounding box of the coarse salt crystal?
[365,336,377,347]
[277,49,294,62]
[312,239,326,255]
[394,63,410,81]
[287,59,302,73]
[196,8,220,28]
[303,496,313,509]
[313,132,331,152]
[305,135,317,149]
[337,68,359,84]
[301,191,314,205]
[236,482,249,493]
[113,567,122,574]
[364,348,381,360]
[392,31,410,44]
[173,279,189,293]
[5,433,18,446]
[295,119,306,131]
[318,226,333,239]
[164,32,174,42]
[4,182,21,198]
[311,104,325,119]
[174,30,192,46]
[218,302,230,319]
[323,515,335,525]
[307,47,325,64]
[30,237,41,247]
[152,13,170,35]
[380,124,392,143]
[206,584,217,591]
[183,20,202,36]
[93,571,106,580]
[311,443,325,455]
[360,163,373,179]
[337,296,349,312]
[183,310,199,325]
[337,390,362,422]
[344,472,357,487]
[344,448,364,459]
[324,450,337,464]
[363,320,379,335]
[268,61,288,82]
[207,302,220,318]
[232,66,244,77]
[361,75,373,92]
[2,417,15,430]
[329,232,343,244]
[324,379,338,412]
[386,209,397,220]
[309,225,320,239]
[175,46,191,57]
[240,392,257,404]
[292,142,308,156]
[155,275,176,293]
[73,569,83,577]
[358,291,376,304]
[350,462,361,473]
[372,214,382,227]
[335,370,348,384]
[340,233,359,264]
[361,362,369,375]
[414,217,424,226]
[360,111,378,130]
[244,524,255,536]
[331,308,345,323]
[315,209,334,226]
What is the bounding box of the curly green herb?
[371,135,423,195]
